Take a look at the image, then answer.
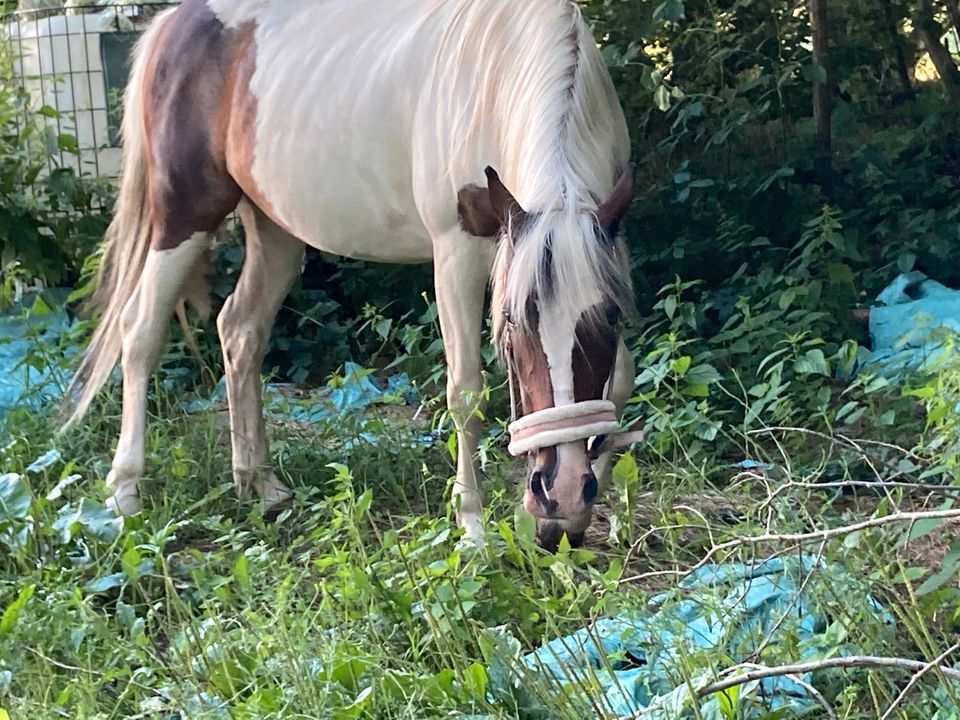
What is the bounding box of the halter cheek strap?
[503,320,626,457]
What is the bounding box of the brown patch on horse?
[142,0,244,250]
[457,183,500,237]
[222,22,297,235]
[571,307,617,402]
[595,164,635,238]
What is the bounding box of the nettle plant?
[626,205,910,461]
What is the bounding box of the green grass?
[1,369,960,719]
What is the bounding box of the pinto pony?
[63,0,639,548]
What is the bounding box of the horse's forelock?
[492,209,633,355]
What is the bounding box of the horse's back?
[138,0,625,260]
[223,0,443,259]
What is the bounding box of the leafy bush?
[0,43,110,296]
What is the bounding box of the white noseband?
[507,399,621,456]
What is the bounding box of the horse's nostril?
[529,472,558,515]
[582,472,598,504]
[530,471,544,496]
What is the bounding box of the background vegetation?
[2,0,960,718]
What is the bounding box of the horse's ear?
[484,166,527,228]
[457,167,528,238]
[596,163,635,236]
[458,183,500,237]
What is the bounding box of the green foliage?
[205,226,442,383]
[0,374,957,718]
[581,0,960,315]
[0,390,611,718]
[4,1,960,717]
[567,0,960,474]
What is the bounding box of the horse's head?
[458,165,634,547]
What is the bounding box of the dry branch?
[703,655,960,697]
[880,643,960,720]
[623,655,960,719]
[619,508,960,586]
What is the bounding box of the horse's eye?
[606,307,621,326]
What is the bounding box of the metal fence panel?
[3,3,177,182]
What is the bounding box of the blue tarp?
[0,294,428,446]
[183,362,433,448]
[0,295,72,419]
[487,556,894,718]
[184,362,417,420]
[866,271,960,376]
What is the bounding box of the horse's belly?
[247,103,435,262]
[291,191,433,264]
[242,123,434,262]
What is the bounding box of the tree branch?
[880,643,960,720]
[702,656,960,698]
[809,0,832,153]
[623,655,960,718]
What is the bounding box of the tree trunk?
[880,0,914,94]
[915,0,960,104]
[809,0,832,155]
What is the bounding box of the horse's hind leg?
[217,200,304,508]
[107,234,209,515]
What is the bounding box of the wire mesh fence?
[2,2,177,184]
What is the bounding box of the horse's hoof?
[455,531,486,554]
[257,473,292,506]
[263,496,294,524]
[105,491,142,517]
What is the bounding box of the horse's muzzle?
[523,442,599,523]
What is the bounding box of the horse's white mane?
[432,0,633,345]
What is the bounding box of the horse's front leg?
[432,228,494,542]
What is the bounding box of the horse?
[62,0,640,549]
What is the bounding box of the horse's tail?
[60,10,175,429]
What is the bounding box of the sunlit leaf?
[0,584,34,637]
[794,349,830,376]
[52,499,122,544]
[85,573,126,594]
[654,85,671,112]
[26,449,61,474]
